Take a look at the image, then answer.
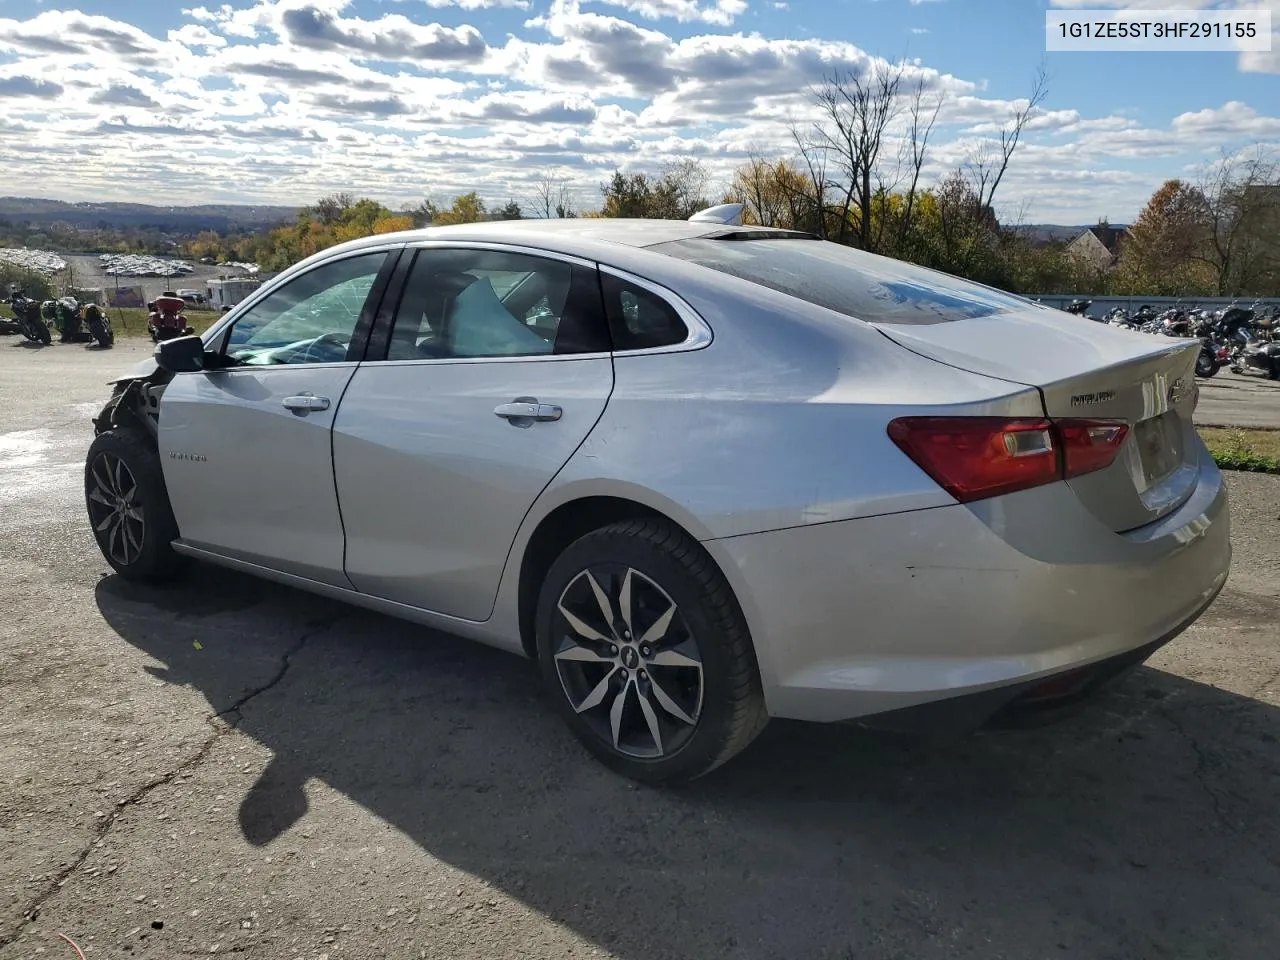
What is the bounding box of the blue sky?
[0,0,1276,221]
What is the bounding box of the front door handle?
[282,394,330,413]
[494,398,562,423]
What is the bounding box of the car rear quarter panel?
[553,283,1045,540]
[715,446,1230,722]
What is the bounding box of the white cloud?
[584,0,747,25]
[0,0,1274,222]
[422,0,530,7]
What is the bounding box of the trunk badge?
[1070,390,1115,407]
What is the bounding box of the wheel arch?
[513,491,732,661]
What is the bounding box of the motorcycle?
[3,288,52,344]
[149,294,195,342]
[83,302,114,348]
[1231,339,1280,379]
[53,297,95,344]
[1063,299,1093,316]
[1194,338,1230,379]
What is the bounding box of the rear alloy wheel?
[85,429,183,582]
[536,519,767,783]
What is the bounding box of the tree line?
[13,59,1273,300]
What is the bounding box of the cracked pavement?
[2,338,1280,960]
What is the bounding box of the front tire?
[535,519,768,783]
[85,429,183,582]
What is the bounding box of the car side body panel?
[158,363,360,587]
[332,354,615,621]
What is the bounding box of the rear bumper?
[709,446,1231,724]
[852,580,1223,734]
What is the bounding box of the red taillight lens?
[886,417,1059,502]
[888,416,1129,503]
[1057,419,1129,478]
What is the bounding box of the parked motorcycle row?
[1062,298,1280,381]
[1,286,114,348]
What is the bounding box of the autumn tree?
[725,155,818,229]
[599,160,711,219]
[308,193,356,226]
[1113,179,1215,296]
[409,199,439,227]
[434,192,488,225]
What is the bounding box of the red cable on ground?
[56,932,88,960]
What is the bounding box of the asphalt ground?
[1194,366,1280,428]
[1,338,1279,960]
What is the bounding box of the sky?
[0,0,1276,222]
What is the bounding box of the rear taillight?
[887,417,1129,503]
[1057,420,1129,478]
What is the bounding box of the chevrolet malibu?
[84,206,1231,783]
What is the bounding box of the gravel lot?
[2,341,1279,960]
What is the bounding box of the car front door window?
[225,252,386,366]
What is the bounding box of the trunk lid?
[874,312,1202,532]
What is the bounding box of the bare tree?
[896,76,945,255]
[658,158,712,219]
[789,120,832,239]
[1191,146,1280,296]
[530,170,575,218]
[962,66,1048,215]
[811,62,905,249]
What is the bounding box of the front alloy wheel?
[536,518,768,783]
[553,565,704,759]
[87,452,145,567]
[84,428,182,582]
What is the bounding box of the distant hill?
[0,197,300,234]
[1011,224,1131,245]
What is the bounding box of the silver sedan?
[83,206,1231,782]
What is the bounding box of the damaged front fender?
[92,366,174,444]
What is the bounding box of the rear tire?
[1195,352,1219,378]
[535,518,768,783]
[85,429,183,582]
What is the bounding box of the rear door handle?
[282,394,330,413]
[494,398,562,423]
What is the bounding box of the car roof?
[322,217,811,266]
[414,217,773,247]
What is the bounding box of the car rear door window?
[383,249,610,360]
[599,273,689,350]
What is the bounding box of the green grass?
[0,304,220,338]
[1198,427,1280,474]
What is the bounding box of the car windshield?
[649,237,1042,325]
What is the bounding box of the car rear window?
[649,237,1038,326]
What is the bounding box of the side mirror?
[155,335,207,374]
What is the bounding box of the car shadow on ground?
[95,567,1280,960]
